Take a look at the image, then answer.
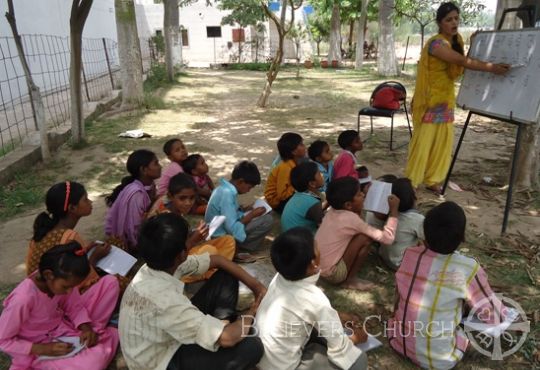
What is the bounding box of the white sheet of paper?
[463,308,519,337]
[356,334,383,352]
[244,199,273,217]
[95,245,137,277]
[38,336,86,361]
[363,180,392,214]
[252,198,273,215]
[207,215,226,241]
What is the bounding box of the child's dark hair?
[436,2,464,55]
[357,166,369,175]
[271,227,315,281]
[424,201,466,254]
[307,140,328,161]
[392,178,416,212]
[290,162,319,192]
[168,173,197,195]
[231,161,261,185]
[326,177,360,210]
[33,181,86,242]
[182,154,202,175]
[277,132,303,160]
[105,149,156,207]
[337,130,359,149]
[38,241,90,280]
[378,174,398,183]
[139,213,189,270]
[163,138,181,156]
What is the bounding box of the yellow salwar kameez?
[405,34,464,188]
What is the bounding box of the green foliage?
[151,33,165,54]
[218,0,266,28]
[308,10,330,44]
[394,0,487,28]
[143,63,170,91]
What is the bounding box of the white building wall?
[0,0,117,39]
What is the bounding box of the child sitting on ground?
[28,181,122,298]
[147,173,236,281]
[119,213,266,370]
[388,201,509,369]
[281,162,325,233]
[206,161,273,255]
[0,242,119,370]
[308,140,334,192]
[316,177,399,290]
[264,132,306,213]
[158,138,188,196]
[182,154,215,215]
[367,178,424,270]
[105,149,162,254]
[333,130,364,180]
[255,227,368,370]
[357,166,372,194]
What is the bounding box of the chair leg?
[390,115,394,151]
[370,116,374,136]
[404,105,412,137]
[357,113,360,133]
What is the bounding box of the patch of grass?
[224,62,271,71]
[143,63,182,92]
[143,93,167,110]
[0,158,68,221]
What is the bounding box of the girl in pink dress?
[0,242,119,370]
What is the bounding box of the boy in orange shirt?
[264,132,306,214]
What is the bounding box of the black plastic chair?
[357,81,412,151]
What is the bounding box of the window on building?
[155,30,162,36]
[181,29,189,46]
[206,26,222,38]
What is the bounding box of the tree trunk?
[115,0,144,107]
[316,41,320,56]
[420,24,425,49]
[348,20,354,53]
[354,0,369,69]
[257,34,284,107]
[69,0,93,145]
[494,0,539,190]
[327,2,342,64]
[377,0,399,76]
[5,0,50,161]
[515,124,540,189]
[70,30,85,143]
[164,0,182,82]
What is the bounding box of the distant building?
[134,0,314,67]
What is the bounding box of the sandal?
[233,252,257,264]
[426,184,443,195]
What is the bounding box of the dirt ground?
[0,67,538,369]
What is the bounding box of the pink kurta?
[157,162,184,196]
[0,277,119,370]
[332,150,358,180]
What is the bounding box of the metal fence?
[0,34,156,157]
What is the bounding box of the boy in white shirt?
[255,227,368,370]
[119,213,267,370]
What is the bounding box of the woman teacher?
[405,2,509,194]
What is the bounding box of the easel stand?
[442,110,524,235]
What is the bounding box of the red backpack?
[372,86,404,110]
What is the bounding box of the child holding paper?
[388,201,509,369]
[316,177,399,290]
[367,178,425,270]
[206,161,273,254]
[255,227,368,370]
[147,173,235,281]
[0,242,118,370]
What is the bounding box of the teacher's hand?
[491,63,510,75]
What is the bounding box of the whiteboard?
[456,28,540,125]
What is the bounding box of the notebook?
[363,180,392,214]
[38,336,86,360]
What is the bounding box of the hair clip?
[74,248,86,256]
[63,181,71,212]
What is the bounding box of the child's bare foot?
[340,278,375,291]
